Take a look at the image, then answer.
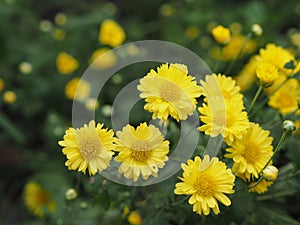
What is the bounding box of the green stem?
[258,132,287,176]
[247,176,264,190]
[248,85,263,113]
[225,33,252,74]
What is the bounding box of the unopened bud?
[263,165,278,182]
[65,188,77,200]
[282,120,296,134]
[251,24,263,36]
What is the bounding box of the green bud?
[282,120,296,134]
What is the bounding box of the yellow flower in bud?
[19,62,32,74]
[251,24,263,36]
[263,165,278,182]
[256,62,279,87]
[123,205,130,216]
[128,211,142,225]
[211,25,231,45]
[291,33,300,47]
[55,12,67,25]
[90,48,117,69]
[85,98,99,111]
[3,90,17,104]
[65,78,91,102]
[65,188,77,200]
[99,19,125,47]
[56,52,79,74]
[282,120,296,134]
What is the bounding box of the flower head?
[56,52,79,74]
[256,62,279,87]
[90,48,117,69]
[99,19,126,47]
[248,179,273,194]
[225,123,273,179]
[128,210,142,225]
[3,90,17,104]
[211,25,231,44]
[114,123,169,181]
[65,78,91,101]
[138,63,201,122]
[24,182,56,217]
[174,155,235,215]
[263,165,278,182]
[58,120,115,175]
[251,24,263,36]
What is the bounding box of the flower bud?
[251,24,263,36]
[211,25,231,45]
[65,188,77,200]
[282,120,296,134]
[263,165,278,182]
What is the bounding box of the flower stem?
[248,85,263,113]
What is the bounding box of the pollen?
[159,81,181,102]
[194,173,217,196]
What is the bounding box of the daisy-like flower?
[225,123,273,180]
[138,63,201,122]
[174,155,235,216]
[56,51,79,75]
[24,181,56,217]
[200,74,244,106]
[114,122,169,181]
[256,62,279,87]
[211,25,231,45]
[99,19,126,47]
[58,120,115,175]
[198,98,249,144]
[65,78,91,101]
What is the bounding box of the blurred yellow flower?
[90,48,117,69]
[65,78,91,101]
[268,78,300,115]
[185,25,200,39]
[225,123,273,180]
[174,155,235,215]
[251,24,263,36]
[39,20,52,32]
[248,179,273,194]
[65,188,78,200]
[263,165,278,182]
[56,52,79,74]
[85,98,99,111]
[235,55,261,92]
[138,63,201,122]
[291,33,300,47]
[19,62,32,74]
[55,12,67,25]
[256,62,279,87]
[160,4,176,17]
[229,22,242,34]
[99,19,125,47]
[58,120,115,175]
[0,78,4,91]
[115,123,169,182]
[3,90,17,104]
[211,25,231,44]
[198,99,249,144]
[24,181,56,217]
[53,29,66,41]
[128,211,142,225]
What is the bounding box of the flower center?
[131,150,152,162]
[194,173,217,197]
[74,128,103,161]
[243,141,260,163]
[159,81,181,102]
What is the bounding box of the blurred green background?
[0,0,300,224]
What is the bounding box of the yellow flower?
[160,4,176,17]
[219,35,257,61]
[65,78,91,101]
[90,48,117,69]
[85,98,99,111]
[185,25,200,39]
[138,63,201,122]
[128,211,142,225]
[268,78,300,115]
[259,43,295,76]
[251,24,263,36]
[24,182,56,217]
[99,19,126,47]
[263,165,278,182]
[56,52,79,74]
[54,12,67,25]
[291,33,300,47]
[53,29,66,41]
[58,120,115,176]
[256,62,279,87]
[114,122,169,182]
[200,74,244,106]
[174,155,235,215]
[19,62,32,74]
[225,123,273,180]
[0,78,4,91]
[235,55,261,92]
[3,90,17,104]
[211,25,231,44]
[198,99,249,144]
[65,188,78,200]
[248,179,273,194]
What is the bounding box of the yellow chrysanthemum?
[58,120,115,175]
[200,74,244,106]
[248,179,273,194]
[256,62,279,87]
[99,19,126,47]
[174,155,235,216]
[235,55,261,92]
[65,78,91,101]
[198,99,249,144]
[90,48,117,69]
[211,25,231,45]
[3,90,17,104]
[225,123,273,180]
[24,182,56,217]
[259,43,295,76]
[56,51,79,74]
[268,78,300,115]
[137,63,201,122]
[114,122,169,181]
[128,210,142,225]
